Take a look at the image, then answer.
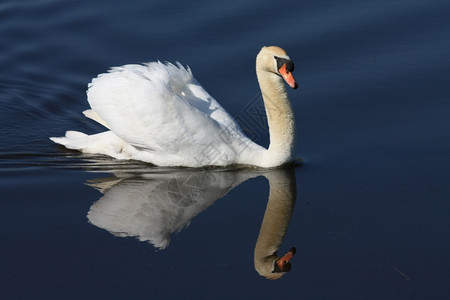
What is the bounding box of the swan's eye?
[275,56,295,73]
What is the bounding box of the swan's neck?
[256,68,296,167]
[254,168,297,278]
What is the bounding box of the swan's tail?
[50,130,91,150]
[50,130,132,159]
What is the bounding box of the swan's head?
[256,46,298,89]
[255,247,297,280]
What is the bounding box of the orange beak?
[275,247,296,272]
[279,64,298,89]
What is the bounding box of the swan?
[50,46,298,168]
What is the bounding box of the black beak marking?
[275,56,295,73]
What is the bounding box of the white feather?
[51,62,265,167]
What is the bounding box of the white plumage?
[52,62,264,166]
[51,46,298,168]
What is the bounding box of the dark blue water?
[1,0,449,298]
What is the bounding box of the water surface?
[1,0,449,298]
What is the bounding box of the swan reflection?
[87,169,256,249]
[85,164,297,279]
[253,168,297,279]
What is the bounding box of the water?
[1,0,449,298]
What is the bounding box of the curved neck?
[254,168,297,278]
[256,67,296,167]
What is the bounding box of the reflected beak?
[275,247,296,272]
[279,64,298,89]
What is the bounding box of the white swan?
[50,46,298,168]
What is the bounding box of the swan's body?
[50,46,298,168]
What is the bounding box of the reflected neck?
[254,168,297,278]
